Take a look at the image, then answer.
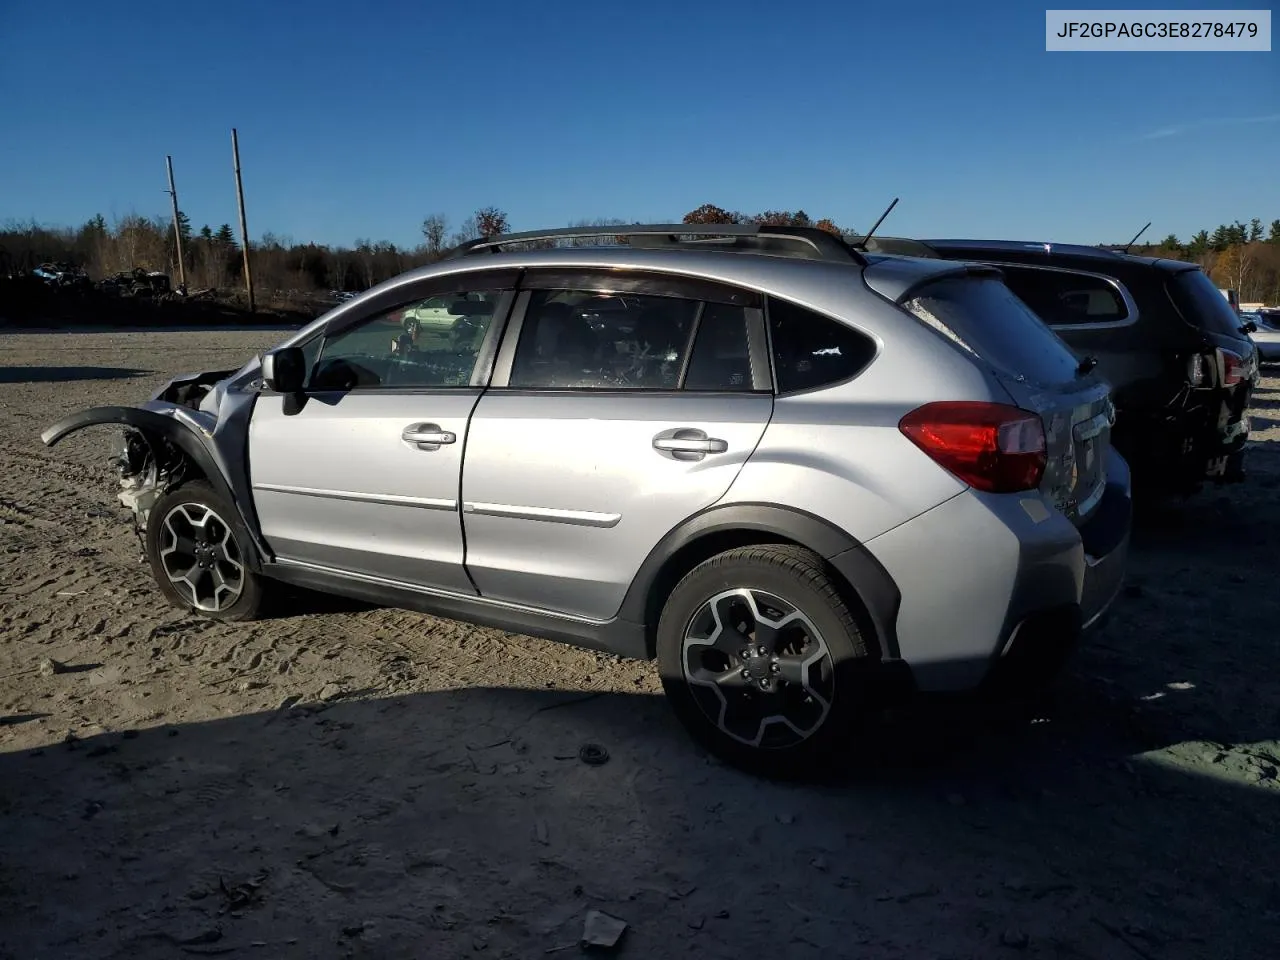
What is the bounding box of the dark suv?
[865,238,1260,495]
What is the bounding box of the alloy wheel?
[157,502,245,613]
[681,588,836,749]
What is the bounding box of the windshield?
[902,275,1084,385]
[1166,268,1249,339]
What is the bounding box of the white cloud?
[1136,113,1280,141]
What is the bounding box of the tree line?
[1130,218,1280,303]
[3,207,1277,305]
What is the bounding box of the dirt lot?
[2,328,1279,960]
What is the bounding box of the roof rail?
[921,238,1127,259]
[446,223,868,265]
[850,236,943,259]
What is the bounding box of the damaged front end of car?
[41,365,269,568]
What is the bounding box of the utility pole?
[165,155,187,293]
[231,128,255,312]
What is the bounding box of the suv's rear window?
[1166,268,1248,339]
[903,275,1082,384]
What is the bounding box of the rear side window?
[1166,268,1248,338]
[997,266,1129,327]
[903,276,1082,385]
[767,298,877,394]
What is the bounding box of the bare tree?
[421,214,448,258]
[567,217,629,247]
[354,238,376,289]
[449,216,479,248]
[109,213,168,273]
[1213,244,1257,299]
[331,246,349,290]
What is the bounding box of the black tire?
[144,480,266,622]
[656,544,879,780]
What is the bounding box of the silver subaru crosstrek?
[43,224,1132,777]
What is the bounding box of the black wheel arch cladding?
[40,405,268,570]
[619,502,902,660]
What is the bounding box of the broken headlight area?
[153,369,237,410]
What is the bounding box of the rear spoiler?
[862,255,1005,305]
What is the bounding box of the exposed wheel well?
[130,427,211,486]
[42,405,267,570]
[641,529,881,661]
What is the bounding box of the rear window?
[1166,269,1248,338]
[903,276,1082,384]
[996,266,1129,327]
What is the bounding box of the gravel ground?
[2,328,1278,960]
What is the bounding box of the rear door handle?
[402,423,456,448]
[653,428,728,461]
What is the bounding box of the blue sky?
[1,0,1276,248]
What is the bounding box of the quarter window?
[508,290,755,391]
[997,267,1129,327]
[310,288,506,390]
[767,297,877,394]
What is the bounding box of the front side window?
[508,290,754,391]
[310,288,507,390]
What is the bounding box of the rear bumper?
[1078,453,1132,628]
[1114,381,1253,488]
[864,449,1132,694]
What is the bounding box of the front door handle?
[402,423,456,449]
[653,428,728,462]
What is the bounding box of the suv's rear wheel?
[656,545,877,779]
[144,480,265,622]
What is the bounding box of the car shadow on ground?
[0,365,152,384]
[1248,389,1280,414]
[267,586,382,619]
[0,679,1275,960]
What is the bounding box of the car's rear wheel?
[656,545,878,779]
[144,480,266,622]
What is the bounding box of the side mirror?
[261,346,306,393]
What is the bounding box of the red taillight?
[899,401,1047,493]
[1220,348,1248,386]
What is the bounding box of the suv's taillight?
[1187,353,1207,387]
[1220,348,1249,386]
[899,401,1047,493]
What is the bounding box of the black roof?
[890,237,1202,275]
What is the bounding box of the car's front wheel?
[144,480,266,622]
[656,545,878,779]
